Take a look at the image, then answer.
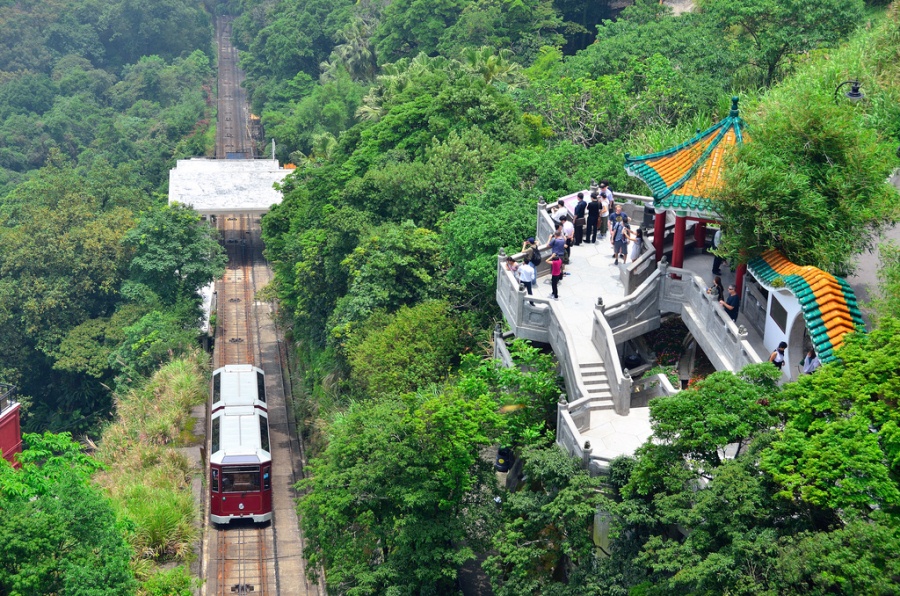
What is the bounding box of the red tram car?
[209,406,272,524]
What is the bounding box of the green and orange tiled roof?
[747,250,865,363]
[624,97,747,219]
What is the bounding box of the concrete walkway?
[530,237,655,461]
[530,237,629,350]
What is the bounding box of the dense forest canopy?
[0,0,899,593]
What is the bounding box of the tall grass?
[95,352,209,568]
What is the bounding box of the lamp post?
[833,80,864,103]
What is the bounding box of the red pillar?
[672,216,686,269]
[735,263,747,296]
[653,212,666,261]
[693,220,706,250]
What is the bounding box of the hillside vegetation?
[238,0,900,592]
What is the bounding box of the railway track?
[216,17,254,159]
[203,15,318,596]
[214,523,274,596]
[210,213,278,595]
[216,214,258,368]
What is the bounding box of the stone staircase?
[579,361,615,412]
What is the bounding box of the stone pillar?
[654,211,666,261]
[556,394,568,448]
[493,323,503,361]
[582,440,593,468]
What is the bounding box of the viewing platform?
[496,194,766,473]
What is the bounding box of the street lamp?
[834,80,864,103]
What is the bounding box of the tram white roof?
[210,408,271,465]
[213,364,266,410]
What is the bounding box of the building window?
[771,297,788,333]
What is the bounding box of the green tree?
[761,319,900,516]
[123,203,226,306]
[328,221,449,345]
[485,444,606,595]
[0,432,137,595]
[871,241,900,323]
[373,0,467,63]
[298,390,502,594]
[715,86,898,276]
[346,300,467,397]
[698,0,865,85]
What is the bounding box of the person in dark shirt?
[573,192,587,245]
[720,284,740,322]
[585,194,601,243]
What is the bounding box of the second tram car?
[211,364,267,413]
[209,406,273,524]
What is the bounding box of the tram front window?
[221,466,261,492]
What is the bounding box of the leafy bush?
[346,300,467,397]
[139,565,198,596]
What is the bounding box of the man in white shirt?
[551,199,570,224]
[518,260,536,305]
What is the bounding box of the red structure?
[0,384,22,468]
[625,97,748,290]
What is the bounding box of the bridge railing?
[657,261,763,371]
[621,237,658,294]
[496,252,592,405]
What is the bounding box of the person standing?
[707,275,724,302]
[522,237,540,265]
[608,203,629,238]
[549,254,562,300]
[561,216,575,263]
[518,258,536,304]
[598,192,609,239]
[802,349,821,374]
[711,227,725,276]
[548,230,567,274]
[601,181,614,207]
[611,220,629,265]
[769,341,788,370]
[585,193,600,243]
[626,227,644,262]
[573,192,587,246]
[719,285,740,322]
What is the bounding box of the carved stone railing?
[537,198,557,243]
[621,238,658,294]
[590,307,633,415]
[556,399,607,476]
[604,266,663,345]
[657,261,764,371]
[630,373,679,408]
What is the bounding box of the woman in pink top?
[550,254,562,300]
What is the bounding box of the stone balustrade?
[657,261,763,371]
